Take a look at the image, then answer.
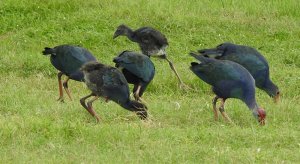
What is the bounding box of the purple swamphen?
[198,42,280,103]
[190,52,266,125]
[113,24,186,88]
[42,45,97,102]
[80,61,148,122]
[113,51,155,102]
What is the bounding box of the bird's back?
[220,44,270,86]
[113,51,155,83]
[190,54,255,100]
[46,45,97,80]
[134,27,168,55]
[83,62,130,105]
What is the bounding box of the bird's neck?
[120,100,134,111]
[245,96,262,120]
[244,94,259,111]
[124,28,136,42]
[262,78,278,97]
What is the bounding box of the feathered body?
[113,51,155,100]
[190,53,266,125]
[43,45,97,81]
[113,25,168,56]
[42,45,97,101]
[198,42,279,101]
[80,61,148,121]
[113,24,186,88]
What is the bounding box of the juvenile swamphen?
[80,61,148,122]
[198,42,280,102]
[113,51,155,102]
[42,45,97,102]
[113,24,186,88]
[190,52,266,125]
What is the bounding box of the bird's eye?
[276,91,280,95]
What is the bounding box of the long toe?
[57,96,64,103]
[95,115,101,123]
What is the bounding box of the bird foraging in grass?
[42,45,97,102]
[113,51,155,102]
[198,42,280,103]
[80,61,148,122]
[190,52,266,125]
[113,24,187,89]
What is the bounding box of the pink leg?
[63,77,72,101]
[212,96,219,121]
[57,72,64,102]
[219,99,232,123]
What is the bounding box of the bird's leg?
[80,94,100,122]
[80,93,94,111]
[164,56,189,90]
[87,96,101,122]
[63,77,72,101]
[212,96,219,121]
[219,99,233,123]
[57,72,64,102]
[133,84,142,102]
[105,96,109,103]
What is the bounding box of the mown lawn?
[0,0,300,163]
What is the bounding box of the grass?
[1,0,300,163]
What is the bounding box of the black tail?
[42,47,55,55]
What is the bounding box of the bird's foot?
[133,93,140,101]
[138,97,148,104]
[179,83,191,91]
[57,96,64,103]
[95,115,101,123]
[219,109,233,124]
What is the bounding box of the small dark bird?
[42,45,97,102]
[198,42,280,103]
[80,61,148,122]
[113,24,186,88]
[190,52,266,125]
[113,51,155,102]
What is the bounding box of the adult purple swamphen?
[113,51,155,102]
[42,45,97,102]
[198,42,280,103]
[190,52,266,125]
[80,61,148,122]
[113,24,186,88]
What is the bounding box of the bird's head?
[113,24,130,39]
[254,108,266,126]
[273,90,280,103]
[130,100,148,120]
[264,82,280,103]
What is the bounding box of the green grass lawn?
[1,0,300,163]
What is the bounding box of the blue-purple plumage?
[190,53,266,125]
[43,45,97,81]
[42,45,97,101]
[80,61,148,122]
[198,42,279,102]
[113,24,186,88]
[113,51,155,100]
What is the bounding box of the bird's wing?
[136,27,168,47]
[190,53,248,85]
[69,46,96,62]
[51,46,96,75]
[114,52,155,82]
[102,68,127,88]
